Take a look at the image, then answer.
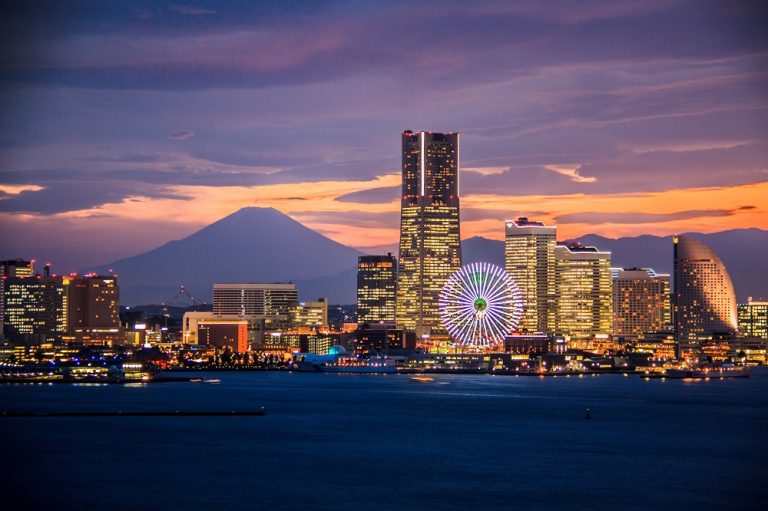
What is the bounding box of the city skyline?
[1,1,768,271]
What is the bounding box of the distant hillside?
[93,209,766,306]
[88,207,364,305]
[459,230,768,302]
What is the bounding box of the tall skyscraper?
[612,268,671,339]
[1,259,35,341]
[396,131,461,335]
[66,274,120,345]
[357,254,397,325]
[505,217,556,333]
[555,242,612,346]
[673,235,737,341]
[3,275,67,343]
[738,298,767,339]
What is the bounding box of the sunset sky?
[1,1,767,271]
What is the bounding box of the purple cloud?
[168,129,195,140]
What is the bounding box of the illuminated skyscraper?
[66,275,121,345]
[213,283,298,344]
[555,242,612,346]
[612,268,671,339]
[213,283,297,316]
[357,254,397,325]
[505,217,556,333]
[673,235,737,341]
[0,259,35,341]
[738,296,768,339]
[290,298,329,329]
[396,131,461,335]
[738,298,767,339]
[3,275,67,343]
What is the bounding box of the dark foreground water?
[1,370,767,511]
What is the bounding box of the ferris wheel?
[439,262,523,347]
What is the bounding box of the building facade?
[673,235,738,341]
[1,259,35,341]
[504,218,556,333]
[213,283,298,316]
[612,268,671,339]
[357,254,397,325]
[555,242,612,346]
[213,283,298,345]
[66,275,120,330]
[396,131,461,335]
[290,298,329,329]
[3,275,67,343]
[182,311,248,352]
[354,321,416,354]
[738,298,767,339]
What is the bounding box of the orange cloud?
[21,178,768,253]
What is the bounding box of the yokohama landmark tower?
[396,131,461,336]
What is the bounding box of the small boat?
[204,378,221,384]
[411,376,434,382]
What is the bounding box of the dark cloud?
[2,1,766,91]
[0,182,191,214]
[291,210,399,230]
[0,0,765,239]
[555,207,756,225]
[336,186,399,204]
[462,208,551,222]
[168,4,217,16]
[167,129,195,140]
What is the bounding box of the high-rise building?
[612,268,671,339]
[213,283,298,345]
[357,254,397,325]
[396,131,461,335]
[555,242,612,346]
[290,298,329,329]
[1,259,35,341]
[213,283,297,316]
[504,218,556,333]
[65,275,120,345]
[3,275,67,343]
[737,298,767,339]
[673,235,737,341]
[67,275,120,331]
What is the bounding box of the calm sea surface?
[1,370,767,510]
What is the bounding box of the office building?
[555,242,612,346]
[504,218,556,333]
[673,235,737,341]
[182,312,248,352]
[213,283,297,316]
[354,321,415,354]
[213,283,298,345]
[290,298,329,329]
[738,298,767,339]
[1,259,35,341]
[357,254,397,325]
[612,268,671,339]
[396,131,461,335]
[198,322,248,353]
[3,275,67,343]
[65,275,120,345]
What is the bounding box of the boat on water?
[648,365,750,379]
[323,357,399,374]
[411,376,434,382]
